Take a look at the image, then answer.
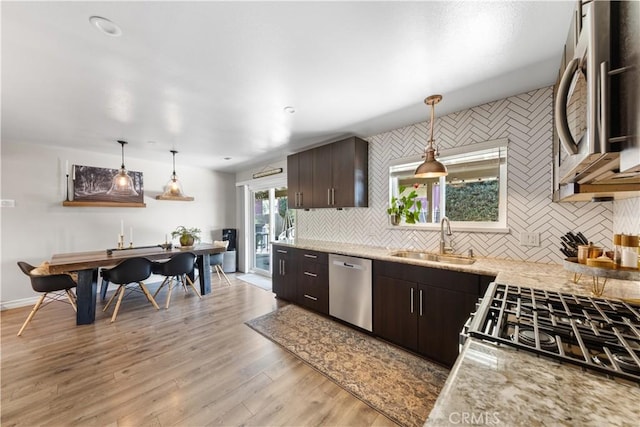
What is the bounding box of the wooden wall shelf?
[62,201,146,208]
[155,195,194,201]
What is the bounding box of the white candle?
[130,227,133,243]
[121,219,124,236]
[65,160,69,175]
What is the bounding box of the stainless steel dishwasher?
[329,254,372,331]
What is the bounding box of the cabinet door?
[332,137,368,208]
[298,149,314,209]
[286,155,299,209]
[286,152,314,209]
[312,144,333,207]
[272,247,298,302]
[373,275,418,352]
[419,284,478,367]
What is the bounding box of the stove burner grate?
[512,328,558,350]
[469,283,640,383]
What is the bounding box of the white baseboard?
[1,279,164,311]
[1,297,40,311]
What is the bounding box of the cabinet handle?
[277,249,287,254]
[300,192,303,207]
[282,260,286,275]
[303,254,317,259]
[410,288,414,314]
[331,188,335,206]
[303,271,317,277]
[419,289,423,316]
[327,188,331,206]
[304,294,318,301]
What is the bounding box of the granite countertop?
[426,340,640,426]
[273,239,640,425]
[275,239,640,302]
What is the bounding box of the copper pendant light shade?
[415,95,448,178]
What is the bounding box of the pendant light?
[107,140,138,196]
[156,150,194,201]
[414,95,448,178]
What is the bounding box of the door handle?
[419,289,423,316]
[410,288,414,314]
[554,57,580,156]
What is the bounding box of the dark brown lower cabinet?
[373,260,491,367]
[419,285,479,366]
[298,250,329,315]
[272,245,298,303]
[373,275,418,351]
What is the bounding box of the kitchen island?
[273,239,640,426]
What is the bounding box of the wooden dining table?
[48,243,227,325]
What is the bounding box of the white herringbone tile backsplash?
[613,197,640,235]
[297,87,620,264]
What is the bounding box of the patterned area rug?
[245,305,449,427]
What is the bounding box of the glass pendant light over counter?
[414,95,448,178]
[156,149,194,201]
[107,140,139,196]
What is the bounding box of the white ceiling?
[2,1,575,173]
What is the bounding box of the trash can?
[223,250,236,273]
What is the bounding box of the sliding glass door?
[251,187,294,275]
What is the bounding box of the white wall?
[0,141,236,306]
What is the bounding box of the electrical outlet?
[1,199,15,208]
[520,232,540,247]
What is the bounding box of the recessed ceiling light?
[283,106,296,114]
[89,16,122,37]
[224,157,232,160]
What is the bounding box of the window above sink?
[388,138,509,232]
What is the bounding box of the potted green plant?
[387,185,422,225]
[171,226,201,247]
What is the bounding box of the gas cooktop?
[468,283,640,383]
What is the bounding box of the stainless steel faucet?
[440,216,453,254]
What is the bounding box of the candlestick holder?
[117,234,124,249]
[129,241,134,249]
[65,174,70,201]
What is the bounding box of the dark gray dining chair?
[151,252,201,309]
[16,261,77,336]
[102,257,159,322]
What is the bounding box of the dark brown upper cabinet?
[287,149,314,209]
[289,136,368,209]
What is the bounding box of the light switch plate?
[520,232,540,247]
[1,199,15,208]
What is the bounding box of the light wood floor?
[1,274,398,426]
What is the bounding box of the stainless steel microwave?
[553,0,639,202]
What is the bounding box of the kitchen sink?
[389,251,476,265]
